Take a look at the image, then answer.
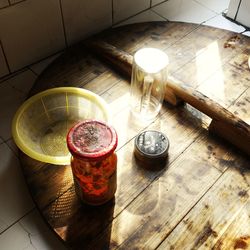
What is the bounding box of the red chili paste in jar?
[67,120,118,205]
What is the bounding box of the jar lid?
[67,120,118,161]
[134,130,169,164]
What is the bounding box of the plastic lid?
[134,130,169,164]
[67,120,117,161]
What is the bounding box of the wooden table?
[20,22,250,250]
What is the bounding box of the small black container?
[134,130,169,169]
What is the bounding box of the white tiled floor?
[115,9,166,27]
[29,53,62,75]
[0,70,36,141]
[0,143,34,233]
[152,0,217,24]
[203,14,245,33]
[194,0,230,14]
[243,31,250,37]
[0,1,248,249]
[0,210,66,250]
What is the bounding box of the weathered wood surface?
[19,22,250,249]
[86,40,250,155]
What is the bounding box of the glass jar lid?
[67,120,117,161]
[134,130,169,164]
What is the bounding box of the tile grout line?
[0,40,11,75]
[111,0,167,25]
[28,67,39,77]
[151,8,169,21]
[0,207,35,236]
[0,68,27,85]
[59,0,68,48]
[0,49,64,84]
[200,12,220,25]
[0,0,27,10]
[151,0,168,9]
[192,0,221,15]
[112,5,154,27]
[111,0,114,25]
[222,12,248,32]
[0,136,4,144]
[235,0,243,20]
[5,138,18,156]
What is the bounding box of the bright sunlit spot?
[196,41,225,101]
[134,48,169,74]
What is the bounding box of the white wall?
[0,0,165,79]
[227,0,250,28]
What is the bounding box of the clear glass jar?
[130,48,168,121]
[67,120,118,205]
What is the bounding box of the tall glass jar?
[130,48,168,121]
[67,120,118,205]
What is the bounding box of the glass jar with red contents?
[67,120,118,205]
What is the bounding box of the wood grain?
[158,160,250,250]
[18,22,250,249]
[86,40,250,155]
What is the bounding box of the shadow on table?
[43,185,115,250]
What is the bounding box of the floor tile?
[243,31,250,37]
[151,0,166,7]
[0,143,34,233]
[0,0,8,8]
[6,138,18,156]
[0,70,36,140]
[0,209,67,250]
[115,9,166,27]
[152,0,216,24]
[194,0,231,14]
[0,0,65,72]
[7,70,37,96]
[9,0,24,3]
[235,0,250,28]
[0,43,9,78]
[113,0,150,24]
[0,82,24,141]
[203,14,245,33]
[226,0,241,19]
[61,0,112,45]
[30,53,62,76]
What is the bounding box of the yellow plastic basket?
[12,87,110,165]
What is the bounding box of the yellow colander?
[12,87,110,165]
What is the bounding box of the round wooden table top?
[20,22,250,250]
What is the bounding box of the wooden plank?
[229,88,250,125]
[172,33,250,88]
[102,22,199,55]
[212,201,250,250]
[18,22,250,249]
[197,60,250,108]
[79,71,122,96]
[29,47,108,96]
[89,133,228,249]
[156,86,250,250]
[42,92,205,248]
[86,40,250,155]
[20,154,72,209]
[157,159,250,250]
[165,28,242,78]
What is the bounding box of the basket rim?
[12,87,110,165]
